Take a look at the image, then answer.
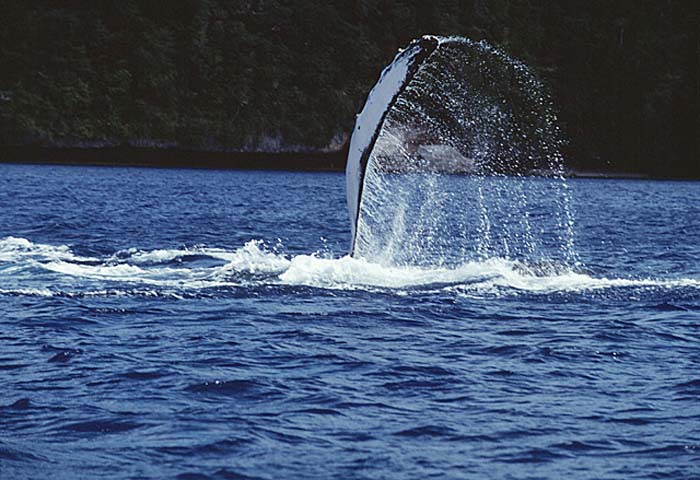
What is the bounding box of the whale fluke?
[346,36,576,268]
[346,36,439,255]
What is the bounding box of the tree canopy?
[0,0,698,177]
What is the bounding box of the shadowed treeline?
[0,0,698,177]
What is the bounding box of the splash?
[0,237,697,298]
[347,36,577,268]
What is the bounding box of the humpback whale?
[346,36,439,256]
[346,36,575,267]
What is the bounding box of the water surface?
[1,164,698,479]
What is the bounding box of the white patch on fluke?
[346,36,438,252]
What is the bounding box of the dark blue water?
[1,163,698,479]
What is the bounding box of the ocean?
[1,163,698,479]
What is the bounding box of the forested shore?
[0,1,698,178]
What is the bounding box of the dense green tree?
[0,0,697,177]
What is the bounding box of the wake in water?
[1,237,697,298]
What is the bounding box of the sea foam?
[0,236,696,297]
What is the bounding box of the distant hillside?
[0,0,698,178]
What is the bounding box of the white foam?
[215,240,290,276]
[451,266,700,296]
[112,246,242,264]
[0,287,56,297]
[280,254,700,293]
[280,254,488,289]
[0,236,93,263]
[0,236,697,296]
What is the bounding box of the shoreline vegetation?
[1,1,698,178]
[1,145,692,181]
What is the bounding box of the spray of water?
[352,36,578,270]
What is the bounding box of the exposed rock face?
[376,143,477,174]
[15,132,349,155]
[242,132,348,154]
[415,145,476,174]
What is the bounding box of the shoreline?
[567,170,652,180]
[0,146,697,180]
[0,145,347,172]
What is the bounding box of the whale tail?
[346,36,574,267]
[346,36,439,255]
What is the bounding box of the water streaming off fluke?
[347,36,577,268]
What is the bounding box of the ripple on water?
[0,167,699,479]
[60,419,144,435]
[184,379,285,402]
